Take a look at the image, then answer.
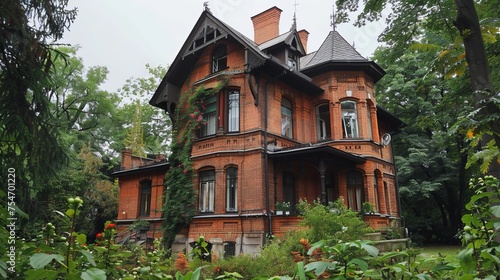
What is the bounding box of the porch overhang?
[267,145,365,164]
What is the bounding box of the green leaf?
[190,266,202,280]
[491,205,500,218]
[66,209,75,217]
[24,269,59,280]
[360,242,379,257]
[295,261,306,280]
[29,253,64,269]
[81,268,106,280]
[457,248,475,274]
[76,233,87,245]
[80,250,96,266]
[304,261,333,276]
[348,258,368,271]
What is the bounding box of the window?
[227,91,239,132]
[200,95,217,137]
[384,182,390,214]
[346,171,363,211]
[139,180,152,216]
[226,167,237,212]
[212,45,227,73]
[224,242,236,258]
[200,170,215,212]
[366,104,373,140]
[283,171,296,212]
[281,98,293,138]
[341,101,359,138]
[374,173,380,213]
[316,103,331,140]
[287,52,297,71]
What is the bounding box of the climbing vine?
[162,76,229,251]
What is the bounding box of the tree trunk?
[454,0,500,177]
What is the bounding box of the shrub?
[298,198,373,244]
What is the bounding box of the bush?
[298,198,373,244]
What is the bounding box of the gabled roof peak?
[300,30,367,69]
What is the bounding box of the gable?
[184,17,229,58]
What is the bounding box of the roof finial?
[203,1,211,13]
[291,0,299,30]
[330,2,336,31]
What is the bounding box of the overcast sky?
[61,0,386,93]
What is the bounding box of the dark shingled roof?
[300,30,367,70]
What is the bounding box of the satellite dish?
[382,133,392,146]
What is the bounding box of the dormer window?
[212,45,227,73]
[287,52,297,71]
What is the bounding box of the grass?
[413,244,463,270]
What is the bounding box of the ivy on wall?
[162,76,229,251]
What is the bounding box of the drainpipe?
[390,131,404,229]
[264,70,286,237]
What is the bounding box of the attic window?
[212,45,227,73]
[291,38,298,49]
[287,52,297,71]
[188,26,222,52]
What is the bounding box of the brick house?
[144,6,405,256]
[112,149,168,247]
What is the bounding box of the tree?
[1,0,77,219]
[118,64,171,155]
[336,0,500,176]
[373,47,476,242]
[124,100,146,157]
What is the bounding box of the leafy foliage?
[0,0,77,227]
[162,77,229,251]
[297,198,372,244]
[373,47,477,243]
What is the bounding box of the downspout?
[264,70,286,237]
[390,131,404,230]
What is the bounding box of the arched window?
[346,171,363,211]
[316,103,331,140]
[341,101,359,138]
[226,167,238,212]
[139,180,152,216]
[373,172,380,213]
[384,182,390,214]
[199,170,215,212]
[281,98,293,138]
[212,45,227,73]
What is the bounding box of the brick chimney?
[122,148,132,170]
[251,6,282,44]
[298,29,309,54]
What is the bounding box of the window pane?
[282,171,296,212]
[316,104,331,140]
[140,181,152,216]
[228,91,239,132]
[341,101,358,138]
[200,171,215,212]
[201,96,217,136]
[346,171,363,211]
[226,167,237,211]
[212,45,227,73]
[281,99,293,138]
[367,105,373,139]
